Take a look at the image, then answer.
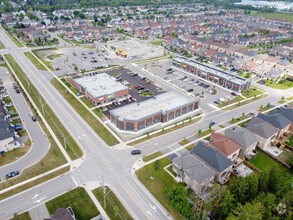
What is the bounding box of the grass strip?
[0,39,6,49]
[24,51,48,71]
[4,54,82,160]
[178,138,190,146]
[46,187,100,220]
[224,94,268,111]
[10,211,31,220]
[136,158,185,220]
[80,97,94,108]
[128,117,202,146]
[142,151,163,162]
[1,25,24,48]
[92,186,133,220]
[31,49,55,71]
[51,78,118,146]
[196,129,214,138]
[0,166,70,201]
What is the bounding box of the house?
[257,112,291,139]
[172,154,217,197]
[0,115,20,152]
[246,116,279,150]
[266,67,285,80]
[191,141,234,184]
[224,126,258,158]
[252,63,271,77]
[209,132,242,161]
[44,207,75,220]
[277,105,293,132]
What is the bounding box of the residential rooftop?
[110,91,200,122]
[224,126,258,148]
[74,73,128,99]
[173,56,250,86]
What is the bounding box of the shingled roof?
[224,126,258,148]
[173,154,216,184]
[209,132,242,157]
[246,116,279,139]
[191,141,233,173]
[258,112,291,129]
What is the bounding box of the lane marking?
[118,181,151,220]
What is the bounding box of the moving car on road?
[5,171,19,179]
[131,150,141,155]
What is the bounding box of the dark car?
[233,169,239,175]
[167,68,173,72]
[231,92,238,96]
[116,77,122,81]
[195,93,200,96]
[5,171,19,179]
[131,73,138,77]
[138,87,145,90]
[131,150,141,155]
[181,76,187,80]
[187,88,194,92]
[31,115,36,122]
[15,88,20,93]
[144,89,150,92]
[209,121,216,126]
[141,77,146,80]
[123,99,129,103]
[214,100,221,105]
[199,83,204,86]
[195,80,199,83]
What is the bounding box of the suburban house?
[224,126,258,158]
[257,112,292,139]
[246,116,279,150]
[0,115,20,152]
[45,207,75,220]
[190,141,234,184]
[172,154,217,197]
[277,105,293,131]
[209,132,242,161]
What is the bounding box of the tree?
[19,13,24,21]
[258,169,269,192]
[207,184,227,217]
[74,66,78,71]
[198,129,202,136]
[230,176,249,204]
[255,192,276,219]
[209,124,212,130]
[73,10,79,16]
[246,174,258,201]
[220,190,235,216]
[227,201,264,220]
[268,166,281,194]
[164,186,192,218]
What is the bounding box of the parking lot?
[45,46,113,76]
[97,67,165,117]
[139,59,233,110]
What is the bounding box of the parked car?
[131,73,138,77]
[123,99,129,103]
[231,92,238,96]
[195,93,200,96]
[167,68,173,72]
[138,87,144,90]
[135,85,142,89]
[13,124,22,131]
[209,121,216,126]
[15,89,20,93]
[141,77,146,80]
[116,77,122,81]
[146,81,151,84]
[144,89,150,92]
[131,150,141,155]
[181,76,187,80]
[199,83,204,86]
[29,113,36,122]
[187,88,194,92]
[55,67,61,71]
[129,96,136,102]
[214,100,221,105]
[5,171,19,179]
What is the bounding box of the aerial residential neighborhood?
[0,0,293,220]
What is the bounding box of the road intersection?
[0,26,292,220]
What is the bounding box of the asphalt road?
[0,28,293,220]
[0,28,170,220]
[0,67,50,181]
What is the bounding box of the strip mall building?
[109,91,200,131]
[73,73,129,106]
[173,57,251,92]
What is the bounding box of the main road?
[0,28,170,219]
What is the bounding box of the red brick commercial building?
[73,73,129,106]
[110,91,200,131]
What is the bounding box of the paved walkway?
[29,204,50,220]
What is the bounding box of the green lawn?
[178,138,191,146]
[217,96,245,108]
[10,211,31,220]
[266,79,293,90]
[4,54,82,160]
[0,39,5,49]
[31,49,55,71]
[241,88,263,98]
[46,187,100,220]
[248,150,291,184]
[136,158,185,220]
[92,186,133,220]
[142,151,163,162]
[196,129,215,138]
[287,136,293,147]
[51,78,118,146]
[149,40,163,46]
[61,78,79,95]
[229,115,247,124]
[80,97,94,108]
[24,51,51,71]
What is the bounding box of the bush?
[154,160,159,171]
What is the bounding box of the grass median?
[1,25,24,48]
[92,186,133,220]
[31,49,55,71]
[0,39,5,49]
[4,54,82,160]
[24,51,48,71]
[46,187,99,220]
[0,166,70,201]
[51,78,118,146]
[10,211,31,220]
[142,151,163,162]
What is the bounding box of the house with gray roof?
[246,116,279,150]
[0,115,20,152]
[267,67,285,80]
[277,106,293,132]
[224,126,258,158]
[190,142,233,184]
[257,112,291,139]
[172,154,216,197]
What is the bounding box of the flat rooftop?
[110,39,151,51]
[174,56,250,86]
[74,73,128,98]
[110,91,200,122]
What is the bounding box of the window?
[221,172,227,178]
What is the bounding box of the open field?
[248,11,293,22]
[266,79,293,90]
[24,51,48,71]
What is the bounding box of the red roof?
[210,133,242,157]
